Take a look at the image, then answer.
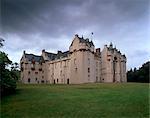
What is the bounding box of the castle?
[20,34,127,84]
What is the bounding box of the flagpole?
[91,32,93,41]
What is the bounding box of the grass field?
[1,83,149,118]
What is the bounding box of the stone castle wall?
[20,35,127,84]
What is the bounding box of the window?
[21,64,24,71]
[35,72,38,74]
[28,78,30,83]
[96,69,98,74]
[96,76,98,82]
[96,62,98,67]
[88,58,90,65]
[88,75,90,77]
[74,58,76,65]
[60,70,62,76]
[68,60,69,66]
[60,62,62,68]
[88,68,90,73]
[35,78,37,81]
[41,80,44,83]
[57,79,58,83]
[75,67,77,72]
[42,76,44,78]
[39,68,42,71]
[67,79,69,84]
[31,67,35,71]
[28,71,30,74]
[55,63,57,68]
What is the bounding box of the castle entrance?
[67,79,69,84]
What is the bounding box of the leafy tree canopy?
[127,61,149,83]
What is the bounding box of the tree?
[0,37,5,47]
[0,39,19,96]
[127,61,149,83]
[10,62,20,81]
[0,52,17,96]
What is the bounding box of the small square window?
[88,68,90,73]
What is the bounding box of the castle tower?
[69,34,96,83]
[101,43,127,82]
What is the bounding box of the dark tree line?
[127,61,150,83]
[0,38,20,97]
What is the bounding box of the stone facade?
[20,34,127,84]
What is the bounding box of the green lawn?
[1,83,149,118]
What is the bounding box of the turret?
[109,42,113,49]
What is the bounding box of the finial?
[23,50,26,54]
[82,35,83,39]
[110,42,113,47]
[91,32,94,40]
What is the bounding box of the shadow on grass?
[1,88,23,99]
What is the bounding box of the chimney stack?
[42,49,45,53]
[104,44,107,48]
[96,48,100,54]
[75,34,78,37]
[58,50,62,54]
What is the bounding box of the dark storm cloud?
[2,0,149,37]
[1,0,150,69]
[1,0,85,36]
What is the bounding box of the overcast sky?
[1,0,150,70]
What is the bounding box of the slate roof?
[70,35,94,47]
[78,37,94,47]
[46,52,57,60]
[45,51,69,60]
[25,54,43,62]
[107,46,122,55]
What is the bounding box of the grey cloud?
[2,0,149,37]
[1,0,150,69]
